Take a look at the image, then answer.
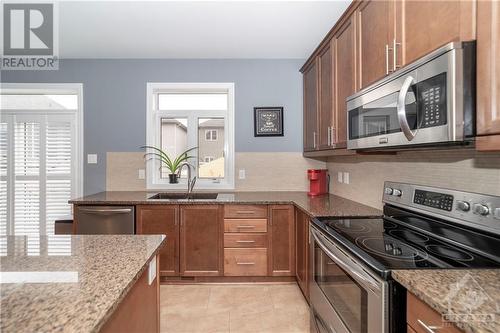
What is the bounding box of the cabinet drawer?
[224,205,268,218]
[224,219,267,233]
[407,292,462,333]
[224,248,267,276]
[224,233,268,248]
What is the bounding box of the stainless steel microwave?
[346,42,475,150]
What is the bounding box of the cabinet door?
[477,0,500,150]
[357,0,393,89]
[295,208,309,301]
[136,205,179,276]
[397,0,475,66]
[268,205,295,276]
[318,42,334,150]
[334,16,356,148]
[180,205,222,276]
[303,61,319,151]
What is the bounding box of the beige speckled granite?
[0,235,166,333]
[69,191,382,217]
[393,269,500,333]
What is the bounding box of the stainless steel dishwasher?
[74,206,135,234]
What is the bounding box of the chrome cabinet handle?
[236,240,255,243]
[385,44,390,75]
[79,208,132,214]
[237,225,255,229]
[330,127,335,146]
[327,126,331,146]
[313,131,317,149]
[236,262,255,265]
[417,319,441,333]
[236,210,255,214]
[393,39,401,71]
[397,75,417,141]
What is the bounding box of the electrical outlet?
[138,169,145,180]
[343,172,350,184]
[337,172,343,183]
[239,169,246,180]
[87,154,97,164]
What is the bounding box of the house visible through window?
[147,83,234,189]
[0,84,83,235]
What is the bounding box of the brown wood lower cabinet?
[136,205,179,276]
[100,256,159,333]
[407,291,463,333]
[180,205,223,276]
[269,205,295,276]
[295,208,310,301]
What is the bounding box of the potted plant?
[142,146,197,184]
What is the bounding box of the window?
[0,84,83,235]
[147,83,234,189]
[205,130,217,141]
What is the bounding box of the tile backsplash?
[327,149,500,209]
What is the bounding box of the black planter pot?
[168,174,178,184]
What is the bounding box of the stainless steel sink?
[148,192,219,200]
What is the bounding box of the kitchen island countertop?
[393,269,500,333]
[0,234,166,333]
[69,191,382,218]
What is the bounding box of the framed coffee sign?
[254,107,284,137]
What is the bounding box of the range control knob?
[384,187,393,195]
[473,204,490,216]
[456,201,471,212]
[392,189,402,197]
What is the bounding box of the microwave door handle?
[311,229,381,293]
[397,76,417,141]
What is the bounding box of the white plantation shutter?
[1,85,82,236]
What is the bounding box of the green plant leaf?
[141,145,198,174]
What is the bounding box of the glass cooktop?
[312,207,500,278]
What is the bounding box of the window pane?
[160,118,188,178]
[158,93,227,111]
[1,94,78,110]
[198,118,224,179]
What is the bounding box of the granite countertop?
[69,191,382,218]
[393,269,500,333]
[0,234,166,333]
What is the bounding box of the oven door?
[347,46,460,150]
[309,226,388,333]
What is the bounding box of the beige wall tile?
[327,149,500,209]
[106,152,327,191]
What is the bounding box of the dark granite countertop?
[393,269,500,333]
[0,235,166,333]
[69,191,382,218]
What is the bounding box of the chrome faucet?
[177,163,197,197]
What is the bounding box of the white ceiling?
[58,1,351,59]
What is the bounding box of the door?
[180,205,222,276]
[295,208,309,301]
[268,205,295,276]
[334,16,357,148]
[397,0,475,66]
[136,205,179,276]
[357,0,394,89]
[318,42,334,150]
[303,60,319,151]
[476,0,500,150]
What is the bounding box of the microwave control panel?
[419,73,447,128]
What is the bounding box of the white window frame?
[0,83,84,235]
[205,129,217,141]
[146,82,235,190]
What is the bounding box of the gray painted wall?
[2,59,304,195]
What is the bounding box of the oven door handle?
[397,75,417,141]
[311,228,381,294]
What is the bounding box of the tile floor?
[160,283,310,333]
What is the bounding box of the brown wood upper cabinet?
[136,205,179,276]
[295,208,309,301]
[318,42,334,150]
[180,205,223,276]
[303,60,319,151]
[268,205,295,276]
[476,0,500,151]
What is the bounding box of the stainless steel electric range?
[309,181,500,333]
